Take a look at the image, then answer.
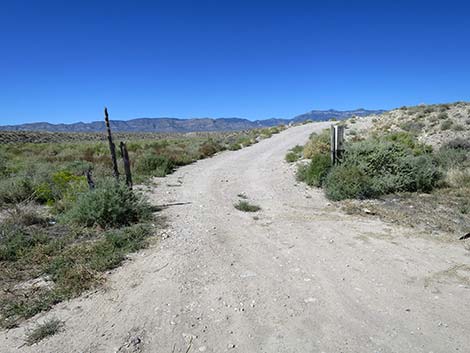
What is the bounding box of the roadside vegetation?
[234,200,261,212]
[285,145,303,163]
[0,125,286,329]
[291,102,470,236]
[25,318,63,345]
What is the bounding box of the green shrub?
[423,107,434,114]
[199,139,222,158]
[234,200,261,212]
[228,143,242,151]
[31,170,87,206]
[445,168,470,189]
[0,152,7,176]
[452,124,465,131]
[236,137,253,147]
[440,119,453,130]
[400,121,424,133]
[291,145,303,154]
[0,220,152,327]
[296,154,331,187]
[443,138,470,150]
[0,176,35,205]
[136,153,174,177]
[394,154,441,192]
[435,147,469,170]
[62,180,152,228]
[47,224,151,295]
[285,151,299,163]
[322,138,441,200]
[382,132,432,155]
[166,149,194,166]
[285,146,303,163]
[0,224,50,262]
[303,130,330,159]
[324,164,372,200]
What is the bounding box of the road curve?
[1,122,469,353]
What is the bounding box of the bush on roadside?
[0,222,152,327]
[303,130,330,159]
[136,153,174,177]
[296,153,331,187]
[324,164,373,200]
[228,143,242,151]
[285,145,304,163]
[199,139,223,158]
[322,138,441,200]
[35,170,88,206]
[383,131,432,155]
[62,180,152,228]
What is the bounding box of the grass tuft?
[25,318,63,345]
[234,200,261,212]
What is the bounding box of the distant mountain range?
[0,109,385,133]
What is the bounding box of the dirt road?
[2,122,469,353]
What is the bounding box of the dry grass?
[341,187,470,239]
[445,168,470,189]
[25,318,63,345]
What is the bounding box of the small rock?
[304,297,317,303]
[240,271,257,278]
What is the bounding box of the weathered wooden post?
[104,107,120,180]
[330,125,345,165]
[120,141,133,189]
[330,125,336,165]
[85,169,95,190]
[336,125,345,161]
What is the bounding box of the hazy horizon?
[1,106,390,127]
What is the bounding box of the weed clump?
[324,164,373,200]
[199,139,223,158]
[62,180,152,228]
[136,154,174,177]
[285,145,303,163]
[25,318,63,345]
[303,130,330,159]
[0,222,152,327]
[440,119,453,130]
[234,200,261,212]
[296,154,331,187]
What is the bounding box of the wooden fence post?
[336,125,345,161]
[330,125,336,165]
[85,169,95,190]
[120,141,133,189]
[104,107,120,180]
[330,125,345,165]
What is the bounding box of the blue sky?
[1,0,470,124]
